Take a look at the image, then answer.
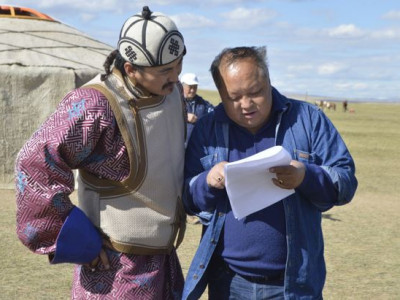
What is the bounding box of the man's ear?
[124,62,135,77]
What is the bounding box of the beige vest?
[77,70,186,255]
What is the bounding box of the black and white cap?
[118,6,185,67]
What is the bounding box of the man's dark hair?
[210,46,269,89]
[101,50,143,81]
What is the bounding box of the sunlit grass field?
[1,91,399,299]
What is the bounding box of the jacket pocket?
[294,149,316,164]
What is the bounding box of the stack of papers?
[224,146,295,219]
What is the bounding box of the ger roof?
[0,11,113,71]
[0,5,55,21]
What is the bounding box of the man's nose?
[170,67,181,83]
[240,96,253,108]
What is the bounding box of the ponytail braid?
[101,49,119,81]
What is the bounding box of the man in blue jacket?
[182,46,357,299]
[181,72,214,146]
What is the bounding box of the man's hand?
[270,160,306,189]
[206,161,228,189]
[84,239,111,272]
[187,113,198,123]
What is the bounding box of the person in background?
[181,73,214,225]
[181,73,214,146]
[343,100,348,112]
[182,46,358,299]
[15,6,187,300]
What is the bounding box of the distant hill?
[198,89,399,105]
[281,92,400,103]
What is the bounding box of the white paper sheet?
[224,146,295,219]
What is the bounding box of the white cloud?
[80,13,96,22]
[171,13,216,29]
[36,0,121,12]
[221,7,276,29]
[317,62,346,75]
[335,82,368,91]
[287,64,313,73]
[370,28,400,39]
[327,24,365,38]
[383,10,400,20]
[8,0,135,14]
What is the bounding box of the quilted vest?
[77,69,186,255]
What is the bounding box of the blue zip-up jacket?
[182,87,358,300]
[185,95,214,145]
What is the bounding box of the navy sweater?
[215,103,287,277]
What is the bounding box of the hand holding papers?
[224,146,295,220]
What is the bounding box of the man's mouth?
[243,111,256,117]
[163,82,174,90]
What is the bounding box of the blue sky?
[5,0,400,101]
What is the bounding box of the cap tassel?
[142,6,152,19]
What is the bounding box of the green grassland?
[1,93,399,299]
